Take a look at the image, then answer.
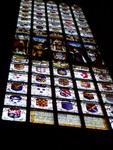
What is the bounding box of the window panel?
[30,110,54,124]
[58,113,81,127]
[84,116,109,130]
[2,107,26,122]
[4,93,27,107]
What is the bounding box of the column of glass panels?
[46,1,64,126]
[72,4,111,130]
[1,0,32,122]
[51,2,81,128]
[30,0,54,125]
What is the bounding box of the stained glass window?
[1,0,113,130]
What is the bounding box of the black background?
[0,0,113,146]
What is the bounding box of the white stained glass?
[55,87,76,100]
[6,82,27,94]
[17,15,31,24]
[2,107,26,122]
[92,66,109,74]
[4,93,27,107]
[76,17,89,26]
[78,90,99,102]
[33,15,46,21]
[10,63,28,72]
[61,15,73,21]
[54,77,73,88]
[34,4,45,9]
[11,55,29,63]
[8,72,28,82]
[87,48,96,56]
[105,104,113,117]
[19,13,31,19]
[77,22,89,28]
[73,14,84,20]
[32,74,51,85]
[19,8,32,15]
[32,59,49,66]
[72,9,83,15]
[32,66,50,75]
[33,31,47,37]
[31,84,52,97]
[47,1,57,5]
[65,28,78,36]
[31,96,53,110]
[49,27,62,33]
[81,102,103,116]
[50,20,61,27]
[47,5,57,10]
[48,12,59,18]
[54,3,74,35]
[78,27,91,33]
[33,36,47,43]
[80,31,93,38]
[53,52,67,60]
[73,65,89,72]
[33,25,46,31]
[34,8,45,14]
[48,18,60,23]
[84,44,97,50]
[94,73,113,82]
[20,20,30,30]
[33,20,46,26]
[73,12,85,19]
[76,80,95,90]
[30,111,54,125]
[84,116,108,130]
[101,93,113,104]
[63,20,74,25]
[20,3,32,9]
[76,18,87,23]
[53,68,71,77]
[109,118,113,129]
[74,71,92,80]
[34,5,45,9]
[56,100,78,113]
[58,113,81,127]
[64,24,76,31]
[60,11,72,17]
[49,22,61,28]
[97,83,113,92]
[47,9,58,15]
